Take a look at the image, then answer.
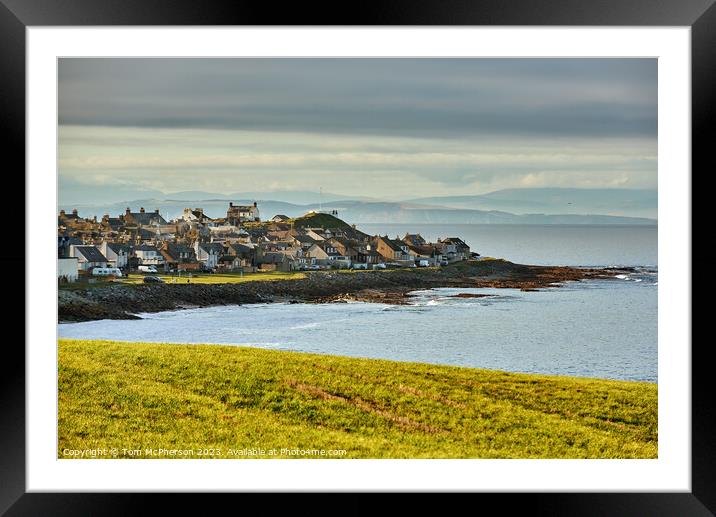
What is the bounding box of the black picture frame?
[4,0,709,514]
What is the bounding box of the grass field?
[58,339,657,459]
[117,271,306,285]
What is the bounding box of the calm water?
[359,224,657,267]
[59,225,657,382]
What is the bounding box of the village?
[57,202,474,283]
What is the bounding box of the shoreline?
[58,259,626,323]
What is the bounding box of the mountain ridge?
[61,196,656,226]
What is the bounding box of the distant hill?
[164,190,362,205]
[59,186,657,220]
[406,188,657,219]
[291,212,352,229]
[62,196,656,226]
[61,187,365,206]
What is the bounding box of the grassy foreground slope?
[58,339,657,459]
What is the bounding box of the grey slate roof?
[127,212,167,226]
[106,242,129,254]
[134,244,159,252]
[73,246,108,263]
[198,242,225,254]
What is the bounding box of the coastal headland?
[58,259,626,322]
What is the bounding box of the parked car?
[138,265,158,274]
[352,263,368,270]
[440,260,449,266]
[417,260,430,267]
[372,263,387,270]
[143,276,164,283]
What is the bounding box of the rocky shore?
[58,259,623,322]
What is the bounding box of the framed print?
[4,0,710,514]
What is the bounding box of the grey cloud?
[58,58,657,139]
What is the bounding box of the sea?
[58,224,658,382]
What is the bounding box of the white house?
[194,242,224,270]
[99,241,129,269]
[134,244,165,266]
[69,245,109,271]
[58,257,79,282]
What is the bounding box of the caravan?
[91,267,123,277]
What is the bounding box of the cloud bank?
[58,58,657,199]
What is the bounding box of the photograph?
[55,57,659,460]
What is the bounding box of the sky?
[58,58,657,201]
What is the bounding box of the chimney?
[155,209,160,214]
[229,202,233,208]
[126,207,131,215]
[253,201,257,207]
[60,210,66,216]
[140,207,145,213]
[72,209,78,216]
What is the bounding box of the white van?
[417,259,430,267]
[92,267,123,277]
[138,265,158,274]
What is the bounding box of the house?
[437,237,471,261]
[256,251,296,272]
[101,214,124,231]
[160,243,199,271]
[271,214,290,223]
[226,202,260,225]
[182,208,211,225]
[408,244,442,266]
[305,242,350,267]
[353,248,382,265]
[58,209,81,225]
[242,227,269,241]
[227,242,256,267]
[121,207,168,226]
[370,236,405,262]
[217,255,243,271]
[58,257,79,282]
[137,228,160,242]
[99,241,130,269]
[291,234,316,250]
[58,236,83,258]
[194,242,225,270]
[403,233,427,247]
[69,245,109,271]
[133,244,165,266]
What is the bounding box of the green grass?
[58,339,657,459]
[117,271,306,285]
